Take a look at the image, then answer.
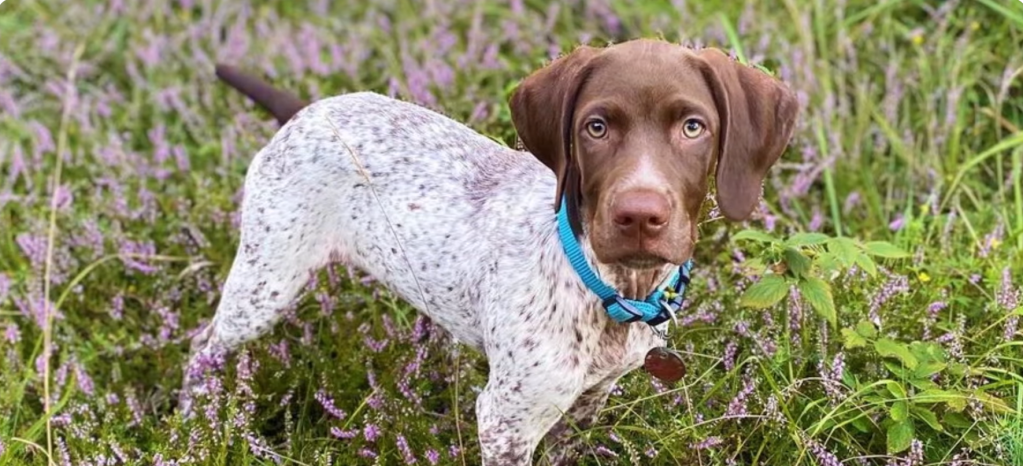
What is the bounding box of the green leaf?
[841,328,867,349]
[890,400,909,421]
[816,252,843,278]
[943,411,974,429]
[798,276,836,327]
[887,418,914,454]
[782,232,830,247]
[886,381,907,400]
[875,338,919,370]
[732,230,779,244]
[971,390,1013,414]
[864,241,911,258]
[909,341,946,364]
[907,377,939,391]
[783,247,812,278]
[916,389,967,411]
[883,361,909,379]
[851,415,873,433]
[911,406,943,432]
[855,320,878,339]
[739,274,790,309]
[854,252,878,277]
[826,237,859,266]
[913,362,946,379]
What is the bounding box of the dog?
[183,38,798,465]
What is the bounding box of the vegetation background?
[0,0,1021,464]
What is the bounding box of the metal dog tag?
[644,347,686,384]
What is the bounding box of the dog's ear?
[696,48,799,221]
[509,45,601,215]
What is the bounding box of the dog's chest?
[581,308,664,387]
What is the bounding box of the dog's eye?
[682,119,704,139]
[585,120,608,139]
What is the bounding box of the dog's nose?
[612,191,670,236]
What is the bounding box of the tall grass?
[0,0,1020,464]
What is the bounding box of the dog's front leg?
[539,378,616,466]
[475,364,587,465]
[473,305,593,465]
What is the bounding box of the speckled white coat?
[182,92,673,465]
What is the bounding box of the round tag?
[644,347,686,384]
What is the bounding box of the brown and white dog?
[184,38,798,465]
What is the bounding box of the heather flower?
[907,439,924,466]
[979,223,1004,258]
[315,389,347,420]
[820,352,846,403]
[692,436,722,450]
[869,273,910,328]
[595,445,618,458]
[722,341,738,371]
[923,299,947,341]
[330,427,358,439]
[725,372,756,417]
[425,448,441,465]
[396,434,417,464]
[806,439,841,466]
[888,213,905,231]
[996,267,1020,340]
[364,423,381,442]
[3,324,19,344]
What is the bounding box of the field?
[1,0,1022,464]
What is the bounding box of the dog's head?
[510,39,799,270]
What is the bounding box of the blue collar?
[557,196,694,327]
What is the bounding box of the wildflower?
[806,439,841,466]
[923,299,947,340]
[869,273,910,328]
[692,436,723,450]
[908,439,924,466]
[364,423,381,442]
[358,449,378,459]
[396,435,417,464]
[330,427,357,439]
[595,445,618,458]
[725,372,756,417]
[722,340,738,371]
[764,394,784,423]
[820,352,846,402]
[979,223,1004,258]
[315,389,347,420]
[425,449,441,465]
[996,266,1020,340]
[888,214,905,231]
[4,324,19,344]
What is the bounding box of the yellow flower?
[918,272,931,283]
[912,34,924,46]
[971,21,980,31]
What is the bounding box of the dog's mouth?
[609,251,675,270]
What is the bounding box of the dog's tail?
[214,64,308,125]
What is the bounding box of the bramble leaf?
[732,230,779,244]
[739,274,790,309]
[875,338,919,370]
[887,418,914,454]
[798,276,836,327]
[865,241,911,258]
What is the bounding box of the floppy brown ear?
[509,45,601,213]
[697,48,800,221]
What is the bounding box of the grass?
[1,0,1021,464]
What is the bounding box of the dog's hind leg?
[178,160,340,413]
